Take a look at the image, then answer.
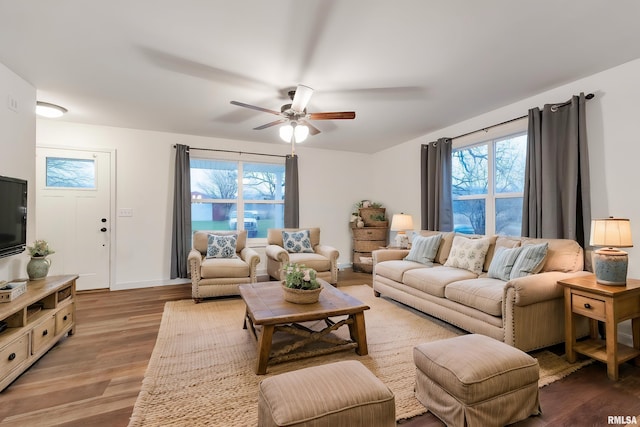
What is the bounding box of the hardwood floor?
[1,270,638,426]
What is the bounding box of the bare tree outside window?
[452,133,526,236]
[190,159,285,238]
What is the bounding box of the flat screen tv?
[0,175,28,258]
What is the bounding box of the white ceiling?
[2,1,640,154]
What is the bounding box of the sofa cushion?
[510,242,548,279]
[435,232,456,265]
[403,266,478,298]
[444,236,491,275]
[444,278,506,316]
[487,246,523,281]
[484,236,521,272]
[404,233,442,265]
[282,229,314,253]
[522,238,584,272]
[206,233,238,258]
[201,257,250,278]
[375,260,426,283]
[288,252,331,273]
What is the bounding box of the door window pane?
[46,157,96,188]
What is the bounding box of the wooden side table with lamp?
[558,217,639,380]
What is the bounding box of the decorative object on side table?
[590,217,633,285]
[390,213,414,249]
[26,239,55,280]
[282,263,322,304]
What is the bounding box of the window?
[45,157,96,188]
[452,129,527,236]
[190,158,286,239]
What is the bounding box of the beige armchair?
[265,227,339,285]
[188,230,260,302]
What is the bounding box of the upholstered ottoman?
[258,360,395,427]
[413,334,540,427]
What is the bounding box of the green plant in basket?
[283,263,320,290]
[27,240,55,257]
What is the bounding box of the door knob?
[100,227,107,232]
[101,218,107,223]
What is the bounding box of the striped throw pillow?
[404,233,442,265]
[487,246,523,281]
[509,242,549,279]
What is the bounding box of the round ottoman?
[413,334,541,427]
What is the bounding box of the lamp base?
[593,248,628,286]
[394,233,409,249]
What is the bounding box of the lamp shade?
[590,218,633,248]
[390,214,414,232]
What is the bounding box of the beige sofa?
[373,231,589,352]
[266,227,339,285]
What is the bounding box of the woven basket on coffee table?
[281,284,323,304]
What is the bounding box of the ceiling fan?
[230,84,356,142]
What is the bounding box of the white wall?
[0,63,36,282]
[35,121,371,288]
[372,58,640,278]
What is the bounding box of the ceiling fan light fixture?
[279,124,293,142]
[290,85,313,112]
[279,122,309,143]
[36,101,68,118]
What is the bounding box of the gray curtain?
[170,144,192,279]
[284,154,299,228]
[421,138,453,231]
[522,93,591,247]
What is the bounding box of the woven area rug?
[129,285,591,426]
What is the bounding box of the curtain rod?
[173,145,287,158]
[451,93,594,141]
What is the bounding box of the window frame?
[190,151,286,244]
[451,118,527,236]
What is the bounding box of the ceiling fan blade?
[308,111,356,120]
[291,84,314,112]
[253,119,287,130]
[230,101,281,116]
[299,120,321,136]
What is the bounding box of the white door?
[35,147,113,291]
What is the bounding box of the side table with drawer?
[558,275,640,380]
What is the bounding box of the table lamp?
[391,213,414,248]
[590,217,633,285]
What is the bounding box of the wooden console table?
[0,275,77,391]
[558,275,640,380]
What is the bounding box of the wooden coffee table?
[239,280,370,374]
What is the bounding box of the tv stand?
[0,275,77,391]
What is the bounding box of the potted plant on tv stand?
[281,263,322,304]
[26,240,55,280]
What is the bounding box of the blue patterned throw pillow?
[282,230,314,253]
[206,234,238,258]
